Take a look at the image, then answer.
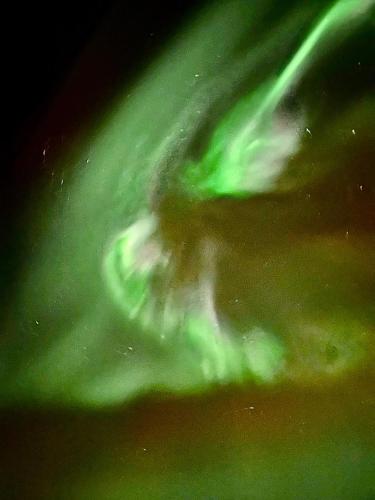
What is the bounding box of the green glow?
[104,216,161,319]
[183,0,372,197]
[1,0,374,407]
[102,0,371,393]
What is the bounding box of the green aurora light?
[1,0,374,407]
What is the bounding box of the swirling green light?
[183,0,373,197]
[104,0,373,392]
[2,0,374,407]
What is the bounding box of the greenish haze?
[1,0,374,408]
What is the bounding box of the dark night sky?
[4,1,201,168]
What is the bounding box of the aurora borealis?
[1,0,374,406]
[1,0,374,497]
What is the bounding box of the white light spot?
[352,129,356,135]
[305,127,312,136]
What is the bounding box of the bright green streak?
[1,0,373,408]
[182,0,373,197]
[264,0,368,115]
